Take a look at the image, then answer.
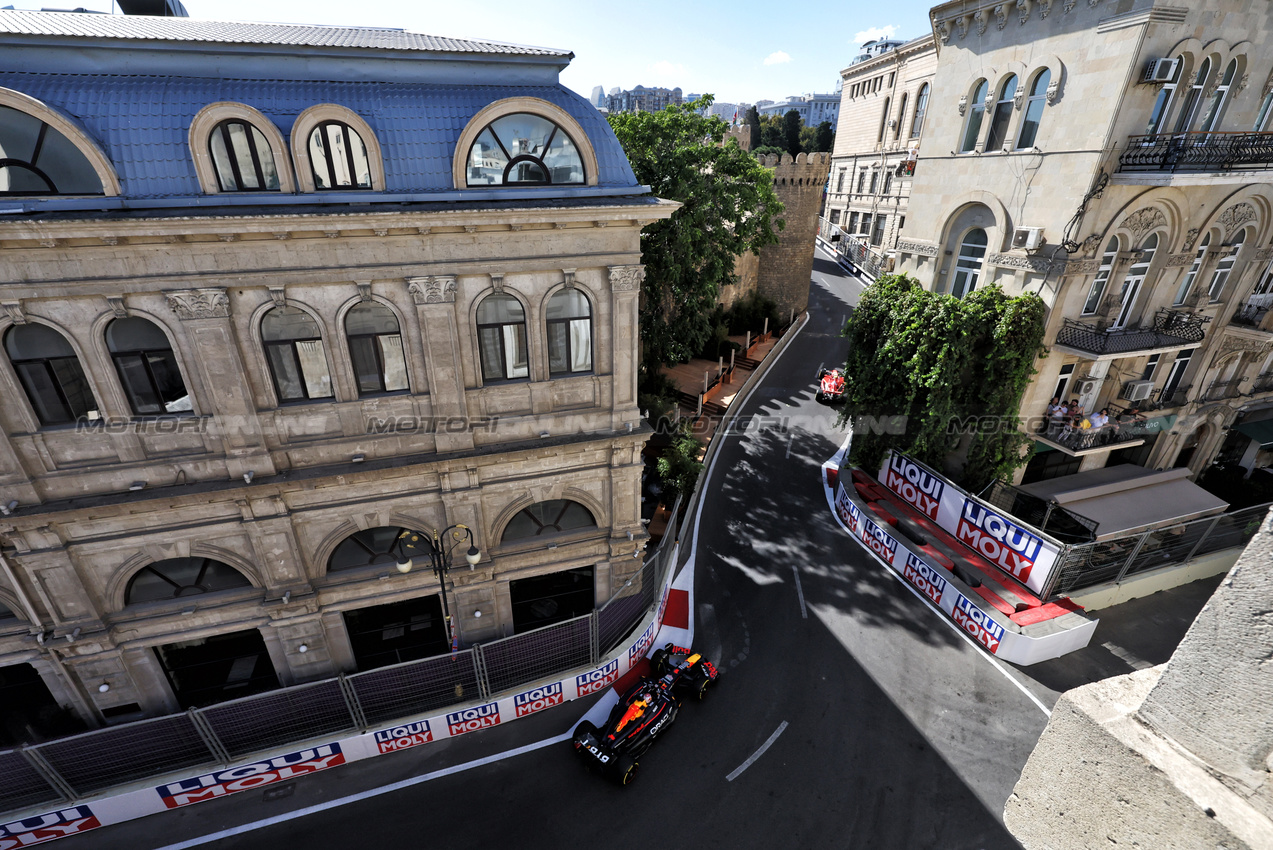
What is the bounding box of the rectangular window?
[836,170,846,193]
[871,215,886,246]
[1141,354,1161,382]
[1053,363,1075,401]
[887,72,895,87]
[1163,349,1194,398]
[848,212,859,233]
[860,213,872,235]
[883,172,893,194]
[899,215,906,230]
[830,209,841,224]
[856,171,866,193]
[869,171,878,193]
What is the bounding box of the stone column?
[164,288,276,480]
[407,276,474,454]
[608,265,644,430]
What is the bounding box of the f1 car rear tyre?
[648,647,669,677]
[695,678,712,701]
[615,754,639,786]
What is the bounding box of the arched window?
[1016,70,1050,149]
[125,557,250,604]
[308,121,372,190]
[546,289,592,376]
[476,293,529,382]
[209,119,280,192]
[877,97,891,144]
[1199,59,1238,133]
[0,105,104,196]
[466,113,585,186]
[1175,234,1211,305]
[5,324,98,426]
[1256,88,1273,131]
[262,306,333,402]
[911,84,929,138]
[105,317,190,415]
[895,94,907,141]
[1208,230,1244,301]
[960,81,989,153]
[501,500,597,543]
[985,76,1018,151]
[952,228,987,298]
[1146,57,1183,135]
[329,526,432,571]
[1174,58,1211,133]
[1082,237,1120,315]
[1114,233,1159,328]
[0,599,16,621]
[345,303,407,396]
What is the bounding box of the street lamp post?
[396,524,481,654]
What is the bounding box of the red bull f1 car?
[571,644,719,785]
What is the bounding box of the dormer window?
[0,105,104,195]
[209,119,280,192]
[308,121,372,190]
[466,113,584,186]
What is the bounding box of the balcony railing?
[1204,378,1247,402]
[818,217,894,279]
[1140,384,1192,411]
[1230,292,1273,329]
[1055,310,1209,356]
[1253,373,1273,394]
[1118,131,1273,173]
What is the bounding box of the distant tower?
[590,86,604,108]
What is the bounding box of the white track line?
[791,566,808,618]
[726,721,788,782]
[155,733,570,850]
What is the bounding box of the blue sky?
[33,0,935,105]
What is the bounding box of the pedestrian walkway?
[660,332,781,444]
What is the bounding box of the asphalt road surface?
[77,247,1087,850]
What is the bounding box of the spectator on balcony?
[1090,408,1114,443]
[1118,406,1147,432]
[1045,397,1066,434]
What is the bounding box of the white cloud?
[852,25,898,44]
[763,51,792,66]
[648,60,686,78]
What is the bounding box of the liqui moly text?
[157,745,344,808]
[885,454,944,520]
[514,683,564,717]
[860,517,898,565]
[0,807,100,848]
[956,502,1044,582]
[902,552,948,606]
[951,595,1006,653]
[374,721,433,753]
[629,622,656,664]
[446,702,501,736]
[576,658,620,697]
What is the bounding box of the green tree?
[838,274,1047,491]
[782,109,802,155]
[798,125,817,153]
[657,424,704,502]
[608,95,785,370]
[814,120,835,152]
[745,105,761,150]
[759,114,784,149]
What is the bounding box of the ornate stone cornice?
[896,239,940,257]
[1017,0,1033,25]
[974,9,989,34]
[956,14,971,38]
[355,281,373,302]
[935,19,952,44]
[1254,247,1273,262]
[1062,259,1101,274]
[1079,234,1103,257]
[105,296,127,318]
[407,276,457,304]
[608,265,645,292]
[993,3,1008,29]
[1182,227,1200,252]
[1217,331,1273,358]
[1165,252,1194,267]
[1,301,26,324]
[489,273,504,293]
[268,286,287,308]
[1218,202,1256,238]
[165,288,229,320]
[1037,0,1053,18]
[989,252,1053,272]
[1121,207,1167,243]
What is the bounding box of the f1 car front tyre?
[648,647,670,677]
[695,677,712,701]
[614,754,639,786]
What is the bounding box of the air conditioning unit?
[1075,378,1100,396]
[1142,58,1179,84]
[1012,226,1044,250]
[1121,379,1155,401]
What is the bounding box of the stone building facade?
[897,0,1273,484]
[0,11,674,734]
[604,85,683,114]
[823,35,938,279]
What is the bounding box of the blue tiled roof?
[0,10,570,56]
[0,74,638,198]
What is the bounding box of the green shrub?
[657,424,704,502]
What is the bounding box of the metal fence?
[0,496,682,818]
[1045,502,1269,597]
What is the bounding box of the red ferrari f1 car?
[571,644,719,785]
[816,367,846,403]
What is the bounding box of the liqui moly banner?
[513,683,564,717]
[374,720,433,753]
[879,451,1061,595]
[446,702,501,736]
[1,807,101,848]
[834,481,861,532]
[157,745,345,808]
[951,594,1006,653]
[859,517,898,565]
[901,552,947,606]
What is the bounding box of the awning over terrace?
[1017,465,1229,540]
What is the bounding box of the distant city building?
[707,102,737,121]
[756,92,840,127]
[590,85,604,108]
[605,85,682,113]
